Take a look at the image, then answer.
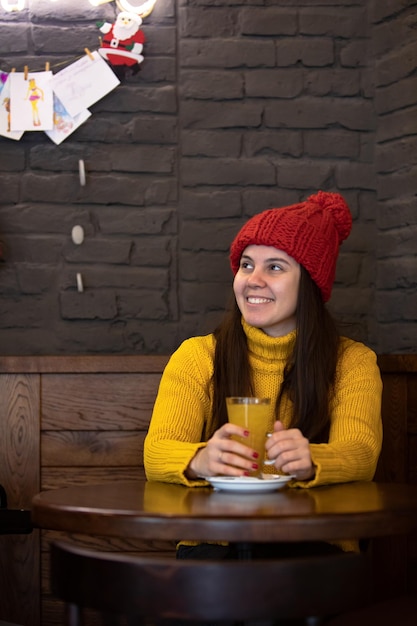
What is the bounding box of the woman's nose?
[247,268,266,286]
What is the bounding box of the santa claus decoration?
[97,11,145,79]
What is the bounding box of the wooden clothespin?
[24,65,28,80]
[84,48,94,61]
[45,62,50,71]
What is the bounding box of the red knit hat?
[229,191,352,302]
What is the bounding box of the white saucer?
[205,474,294,493]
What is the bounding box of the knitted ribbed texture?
[144,321,382,489]
[229,190,352,302]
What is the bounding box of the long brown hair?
[211,266,340,443]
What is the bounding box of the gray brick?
[376,76,417,115]
[0,203,90,234]
[372,15,417,57]
[277,160,333,190]
[5,234,64,263]
[182,281,230,313]
[340,40,369,68]
[60,290,117,320]
[16,265,58,294]
[376,106,417,142]
[138,58,176,84]
[378,198,417,230]
[242,189,300,216]
[377,258,417,288]
[180,251,230,282]
[240,7,297,36]
[179,8,239,38]
[370,0,414,23]
[181,70,243,100]
[305,69,361,97]
[336,161,376,190]
[182,130,241,158]
[0,145,25,171]
[376,322,417,354]
[300,7,368,37]
[181,190,242,218]
[265,97,374,131]
[0,296,55,327]
[143,26,176,56]
[245,69,303,98]
[182,100,263,129]
[117,291,169,320]
[377,226,417,257]
[61,266,169,291]
[0,24,30,53]
[32,25,99,54]
[0,266,20,294]
[244,130,302,158]
[376,40,417,87]
[376,292,416,323]
[100,86,177,114]
[304,130,360,158]
[132,117,178,144]
[97,207,175,235]
[376,136,417,173]
[334,252,361,285]
[377,166,417,200]
[276,38,334,67]
[181,220,240,252]
[64,239,132,265]
[130,236,172,267]
[181,157,276,186]
[180,39,275,68]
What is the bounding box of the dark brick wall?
[371,0,417,353]
[0,0,415,356]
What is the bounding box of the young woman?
[144,190,383,558]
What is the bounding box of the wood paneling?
[0,374,40,626]
[0,354,416,626]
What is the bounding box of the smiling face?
[233,244,301,337]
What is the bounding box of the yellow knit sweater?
[144,321,383,489]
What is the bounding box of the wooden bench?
[0,354,416,626]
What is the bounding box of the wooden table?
[32,480,417,543]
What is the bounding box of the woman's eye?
[240,261,253,270]
[270,264,282,271]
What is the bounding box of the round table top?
[32,480,417,542]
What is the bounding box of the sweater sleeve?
[296,340,383,488]
[144,336,215,486]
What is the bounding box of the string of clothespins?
[10,48,96,79]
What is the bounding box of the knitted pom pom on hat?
[229,190,352,302]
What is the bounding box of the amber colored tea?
[226,397,271,477]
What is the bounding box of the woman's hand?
[265,421,315,481]
[186,424,260,479]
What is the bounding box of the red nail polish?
[252,451,259,459]
[244,471,250,476]
[252,463,259,470]
[244,430,249,437]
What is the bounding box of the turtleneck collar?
[241,318,296,363]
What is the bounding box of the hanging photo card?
[9,70,54,132]
[44,94,91,145]
[52,50,120,118]
[0,73,24,140]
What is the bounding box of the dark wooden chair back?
[0,482,33,535]
[51,541,371,625]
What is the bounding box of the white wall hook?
[72,225,84,245]
[78,159,86,186]
[76,273,84,293]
